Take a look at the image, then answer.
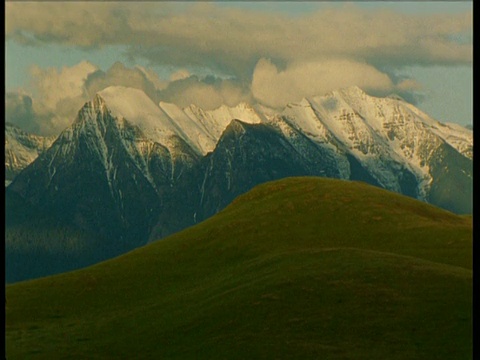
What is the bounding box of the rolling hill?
[5,177,472,359]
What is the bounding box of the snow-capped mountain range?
[6,85,473,281]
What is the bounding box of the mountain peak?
[229,118,248,129]
[76,92,110,122]
[221,118,251,136]
[97,86,155,118]
[95,86,178,140]
[93,93,107,108]
[337,85,367,98]
[319,85,366,101]
[344,85,365,93]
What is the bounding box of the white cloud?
[24,61,98,134]
[10,57,431,136]
[396,79,423,92]
[6,92,38,133]
[158,76,251,110]
[84,62,165,101]
[6,2,472,77]
[29,61,97,111]
[10,60,253,134]
[12,61,173,135]
[135,66,168,91]
[6,2,472,120]
[252,58,394,108]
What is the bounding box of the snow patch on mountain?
[159,101,216,154]
[97,87,263,156]
[282,99,329,143]
[293,86,471,198]
[184,102,263,150]
[303,92,409,192]
[98,87,180,147]
[397,102,472,159]
[5,123,55,182]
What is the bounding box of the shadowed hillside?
[6,177,472,359]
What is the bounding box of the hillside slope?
[6,177,472,359]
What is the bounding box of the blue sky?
[5,1,473,134]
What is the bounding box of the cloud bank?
[252,58,398,108]
[6,61,251,135]
[84,62,167,101]
[5,2,472,134]
[6,93,39,134]
[15,61,97,135]
[6,2,472,74]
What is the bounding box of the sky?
[5,1,473,135]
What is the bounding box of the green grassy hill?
[6,177,472,359]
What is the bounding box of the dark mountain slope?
[426,142,473,214]
[6,177,472,359]
[195,119,343,221]
[5,96,199,282]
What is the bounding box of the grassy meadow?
[6,177,472,359]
